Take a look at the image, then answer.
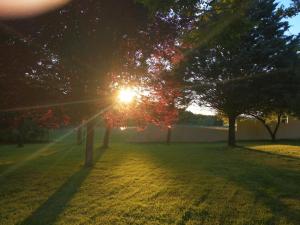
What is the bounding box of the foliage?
[137,0,210,15]
[0,20,67,111]
[1,0,188,159]
[0,109,69,144]
[103,76,181,131]
[277,0,300,17]
[178,110,223,126]
[0,119,48,143]
[290,56,300,117]
[176,0,300,145]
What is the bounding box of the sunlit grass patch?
[243,143,300,159]
[0,140,300,225]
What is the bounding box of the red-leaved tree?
[102,74,181,147]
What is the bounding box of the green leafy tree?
[177,0,300,146]
[290,55,300,118]
[247,70,300,141]
[178,111,223,126]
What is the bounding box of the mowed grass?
[0,130,300,225]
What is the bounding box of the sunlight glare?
[118,88,136,104]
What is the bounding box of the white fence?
[236,117,300,141]
[120,117,300,143]
[126,125,228,143]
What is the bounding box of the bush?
[0,119,49,144]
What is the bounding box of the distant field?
[0,131,300,225]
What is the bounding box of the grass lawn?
[0,130,300,225]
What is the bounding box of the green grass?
[0,131,300,225]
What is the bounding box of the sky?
[188,0,300,115]
[280,0,300,34]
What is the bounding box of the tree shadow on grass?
[205,150,300,224]
[18,148,106,225]
[228,159,300,224]
[144,146,300,224]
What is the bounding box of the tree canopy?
[176,0,300,146]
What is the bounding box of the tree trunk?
[254,114,282,142]
[271,134,276,142]
[271,114,282,142]
[102,126,111,149]
[228,115,236,147]
[265,125,276,142]
[85,120,95,167]
[77,122,83,145]
[166,127,172,144]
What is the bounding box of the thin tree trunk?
[263,122,274,141]
[85,120,95,167]
[271,114,282,142]
[253,114,282,142]
[166,127,172,144]
[271,134,276,142]
[228,115,236,147]
[102,126,111,149]
[77,122,83,145]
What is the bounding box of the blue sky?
[279,0,300,35]
[189,0,299,115]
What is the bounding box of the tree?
[0,27,68,146]
[251,113,283,142]
[178,111,223,126]
[0,108,69,147]
[1,0,186,165]
[176,0,300,146]
[101,73,180,147]
[0,24,64,110]
[290,55,300,118]
[244,0,300,141]
[36,0,185,165]
[247,70,300,141]
[2,0,171,166]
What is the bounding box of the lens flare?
[0,0,70,19]
[118,88,136,104]
[120,127,127,131]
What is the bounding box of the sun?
[118,87,136,104]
